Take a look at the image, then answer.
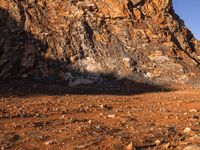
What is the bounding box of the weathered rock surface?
[0,0,200,86]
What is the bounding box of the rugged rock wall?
[0,0,200,85]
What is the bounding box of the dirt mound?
[0,0,200,86]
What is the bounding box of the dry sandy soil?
[0,80,200,150]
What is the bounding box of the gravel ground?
[0,80,200,150]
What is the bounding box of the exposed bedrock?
[0,0,200,86]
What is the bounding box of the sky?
[173,0,200,40]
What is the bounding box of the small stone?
[99,113,104,117]
[45,141,55,145]
[155,139,161,145]
[160,108,167,112]
[22,74,28,78]
[100,104,113,110]
[184,145,200,150]
[183,127,193,134]
[58,130,62,133]
[107,114,115,118]
[127,141,134,150]
[95,125,101,130]
[190,109,198,113]
[88,119,92,124]
[69,118,78,123]
[163,143,170,149]
[195,122,200,125]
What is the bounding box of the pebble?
[69,118,78,123]
[107,114,115,118]
[126,141,134,150]
[183,127,193,134]
[95,125,101,130]
[184,145,200,150]
[100,104,113,110]
[163,143,170,149]
[155,139,161,145]
[160,108,167,112]
[88,119,92,124]
[45,140,56,145]
[99,113,104,117]
[22,74,28,78]
[195,122,200,125]
[190,109,198,113]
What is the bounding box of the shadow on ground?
[0,79,172,97]
[0,8,172,97]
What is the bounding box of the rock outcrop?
[0,0,200,86]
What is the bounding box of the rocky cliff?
[0,0,200,86]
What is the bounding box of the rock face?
[0,0,200,85]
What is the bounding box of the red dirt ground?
[0,80,200,150]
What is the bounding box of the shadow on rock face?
[0,7,171,97]
[0,8,46,79]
